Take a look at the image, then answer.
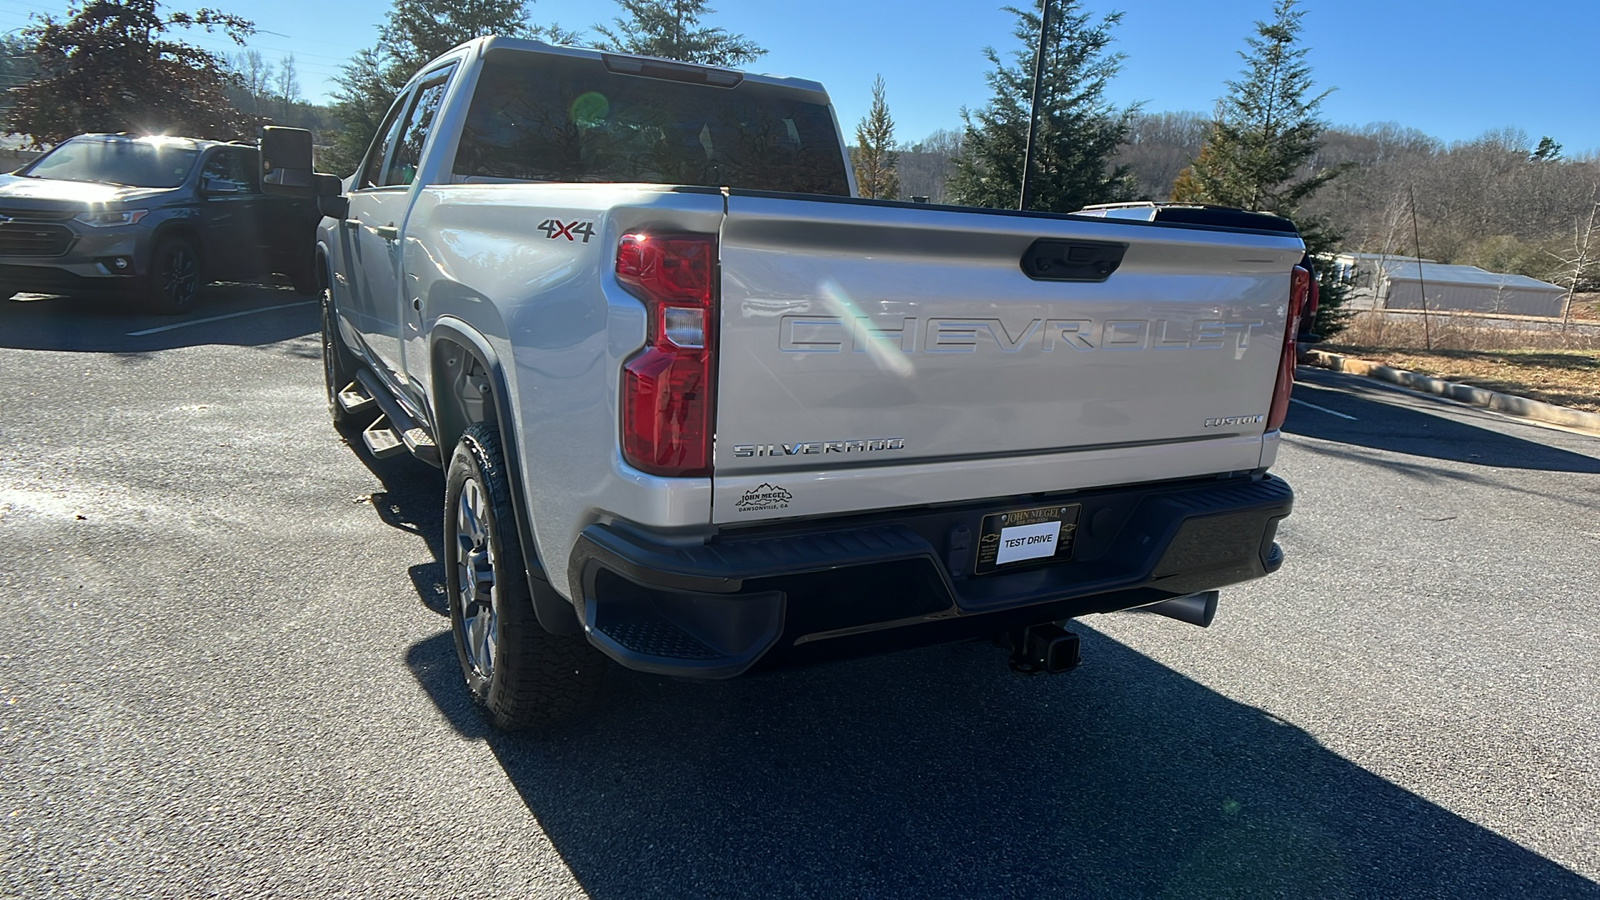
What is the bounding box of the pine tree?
[1530,136,1563,163]
[379,0,527,75]
[325,47,394,175]
[1171,0,1344,211]
[326,0,577,174]
[593,0,764,67]
[1171,0,1353,335]
[947,0,1135,213]
[852,76,899,200]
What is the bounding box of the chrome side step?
[352,370,441,467]
[398,424,439,464]
[336,380,377,415]
[361,415,407,459]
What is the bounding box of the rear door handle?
[375,224,399,241]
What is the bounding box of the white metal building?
[1335,254,1567,317]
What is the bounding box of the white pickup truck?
[262,37,1305,729]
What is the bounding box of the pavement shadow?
[1285,373,1600,474]
[339,419,450,618]
[0,283,316,353]
[404,627,1598,899]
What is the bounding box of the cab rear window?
[453,52,850,196]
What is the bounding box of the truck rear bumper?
[568,474,1292,678]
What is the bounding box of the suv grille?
[0,206,76,222]
[0,223,74,257]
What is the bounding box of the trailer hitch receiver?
[1006,623,1081,675]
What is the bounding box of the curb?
[1299,349,1600,436]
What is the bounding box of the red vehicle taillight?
[1266,264,1311,431]
[616,232,716,476]
[1303,271,1320,327]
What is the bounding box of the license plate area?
[974,504,1081,575]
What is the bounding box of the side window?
[201,148,259,193]
[359,93,413,189]
[383,69,454,187]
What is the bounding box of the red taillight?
[617,233,716,476]
[1303,271,1320,326]
[1266,264,1311,431]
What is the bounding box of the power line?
[0,1,355,66]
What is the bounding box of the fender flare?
[429,317,581,635]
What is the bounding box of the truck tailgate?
[713,194,1305,523]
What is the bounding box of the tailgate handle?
[1020,239,1126,283]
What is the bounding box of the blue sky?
[2,0,1597,155]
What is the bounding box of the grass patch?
[1325,309,1600,412]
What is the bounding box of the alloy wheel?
[455,478,498,678]
[160,245,197,309]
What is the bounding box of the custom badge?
[735,483,792,513]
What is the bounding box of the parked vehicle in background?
[264,37,1306,731]
[0,133,322,313]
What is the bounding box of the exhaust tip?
[1136,591,1219,628]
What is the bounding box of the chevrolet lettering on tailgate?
[778,316,1269,353]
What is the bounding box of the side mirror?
[313,173,348,219]
[260,126,314,197]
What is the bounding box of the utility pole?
[1408,184,1433,351]
[1018,0,1052,212]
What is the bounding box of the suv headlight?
[73,209,149,227]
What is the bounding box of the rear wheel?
[146,236,202,315]
[445,423,606,730]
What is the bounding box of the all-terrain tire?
[146,235,203,315]
[445,423,606,730]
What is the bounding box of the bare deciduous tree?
[1548,184,1600,330]
[230,49,273,116]
[275,53,300,122]
[896,129,962,203]
[1115,111,1207,200]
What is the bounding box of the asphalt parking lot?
[2,286,1598,899]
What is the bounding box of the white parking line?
[126,301,317,336]
[1290,397,1358,420]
